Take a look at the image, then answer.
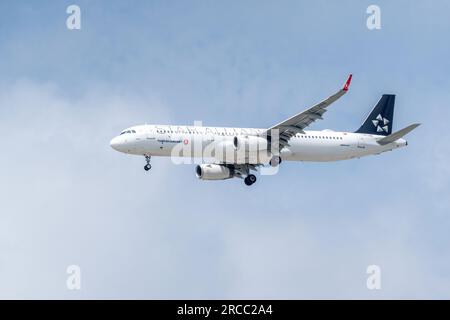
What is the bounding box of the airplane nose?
[110,136,121,151]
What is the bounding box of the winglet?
[343,74,352,91]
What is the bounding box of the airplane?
[110,75,420,186]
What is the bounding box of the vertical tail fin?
[355,94,395,136]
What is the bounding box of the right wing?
[264,74,352,149]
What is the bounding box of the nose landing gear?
[144,155,152,171]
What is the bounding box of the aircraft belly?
[287,142,355,162]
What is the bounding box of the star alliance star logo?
[372,114,389,133]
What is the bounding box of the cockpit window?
[120,129,136,135]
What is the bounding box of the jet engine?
[195,164,233,180]
[233,135,268,151]
[232,135,271,164]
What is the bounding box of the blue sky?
[1,0,450,298]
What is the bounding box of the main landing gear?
[269,156,282,167]
[244,174,257,186]
[144,155,152,171]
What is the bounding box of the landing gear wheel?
[270,156,282,167]
[244,174,257,186]
[144,155,152,171]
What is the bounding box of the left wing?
[264,74,352,149]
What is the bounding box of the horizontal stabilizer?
[377,123,421,145]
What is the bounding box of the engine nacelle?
[195,164,233,180]
[232,135,271,164]
[233,135,268,151]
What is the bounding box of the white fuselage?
[110,124,407,163]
